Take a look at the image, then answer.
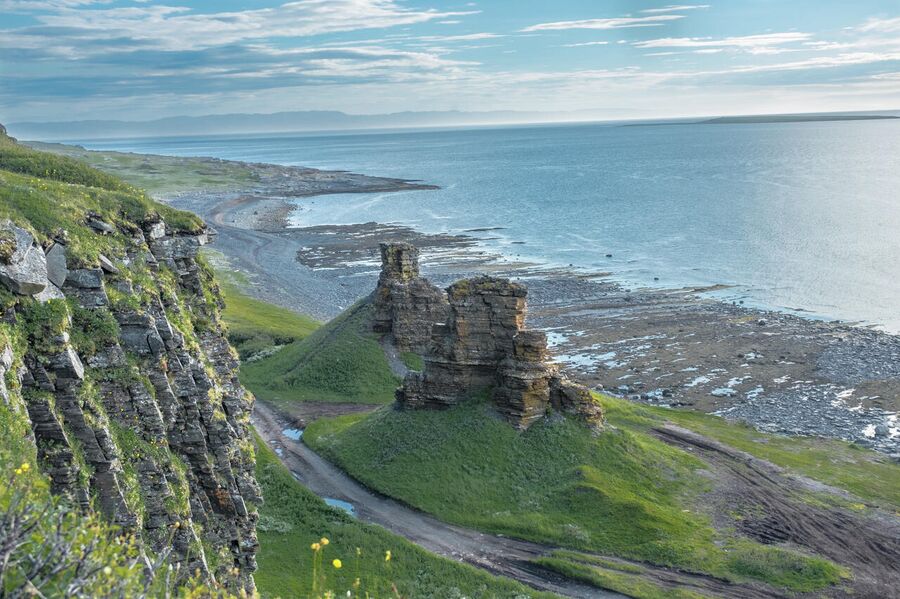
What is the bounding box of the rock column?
[372,242,448,353]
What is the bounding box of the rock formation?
[396,274,603,429]
[372,242,448,353]
[0,217,260,593]
[0,220,52,295]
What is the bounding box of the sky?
[2,0,900,123]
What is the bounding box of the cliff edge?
[0,128,259,594]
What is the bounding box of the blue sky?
[2,0,899,122]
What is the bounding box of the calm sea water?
[78,121,900,332]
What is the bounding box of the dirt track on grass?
[654,424,900,598]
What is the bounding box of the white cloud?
[858,17,900,33]
[563,41,610,47]
[634,32,811,49]
[641,5,710,14]
[0,0,112,9]
[411,33,501,42]
[32,0,479,51]
[722,51,900,74]
[521,15,684,32]
[4,2,900,122]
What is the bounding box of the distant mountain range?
[7,109,899,141]
[7,109,605,141]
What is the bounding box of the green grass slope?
[253,434,556,599]
[0,133,202,268]
[305,395,855,595]
[24,140,259,196]
[656,408,900,508]
[240,300,399,404]
[219,277,319,359]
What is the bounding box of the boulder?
[145,221,167,240]
[45,243,68,287]
[66,268,104,289]
[98,254,119,274]
[33,282,65,303]
[550,376,604,427]
[87,216,115,235]
[51,347,85,381]
[0,221,49,295]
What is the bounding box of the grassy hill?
[253,434,556,598]
[240,299,400,405]
[306,394,899,597]
[0,131,202,268]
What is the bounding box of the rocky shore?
[160,162,899,457]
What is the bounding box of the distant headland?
[701,113,900,124]
[627,112,899,127]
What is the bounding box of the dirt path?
[253,401,624,598]
[654,424,900,598]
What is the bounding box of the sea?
[75,119,900,333]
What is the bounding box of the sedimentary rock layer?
[1,216,260,593]
[394,272,602,429]
[372,242,448,353]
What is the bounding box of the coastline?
[156,170,900,457]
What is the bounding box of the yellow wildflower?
[332,559,342,569]
[320,537,330,546]
[311,542,321,551]
[103,566,112,576]
[385,550,392,562]
[20,463,30,472]
[353,578,361,589]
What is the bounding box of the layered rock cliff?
[372,242,448,353]
[374,243,602,429]
[0,191,259,592]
